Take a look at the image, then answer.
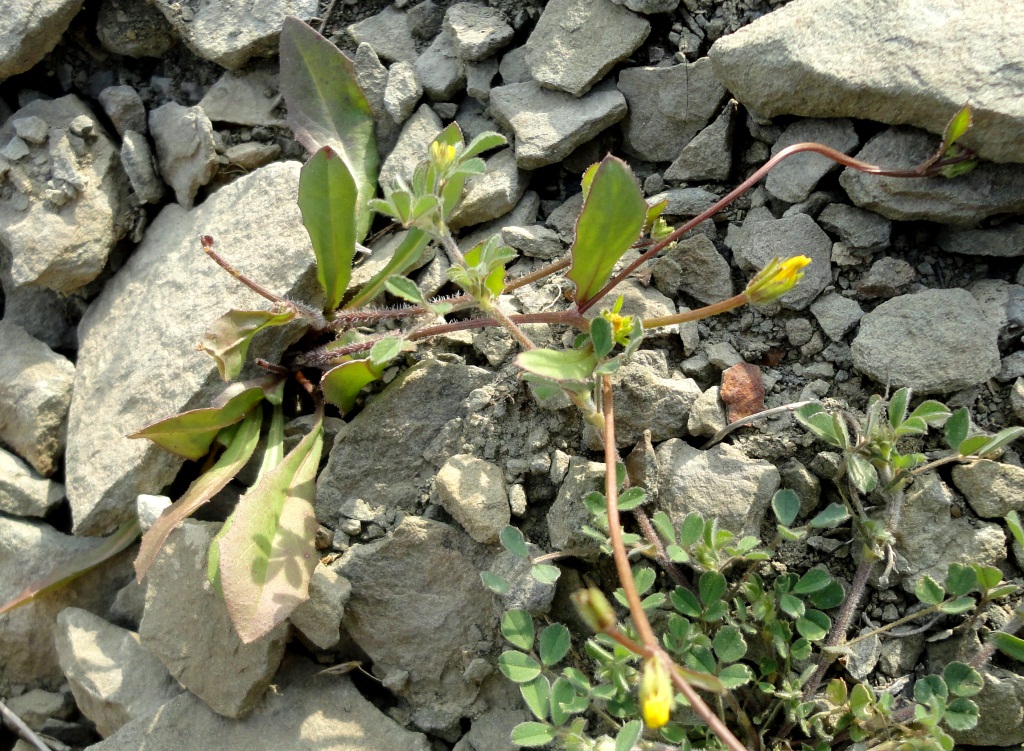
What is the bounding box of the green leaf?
[808,503,849,529]
[942,105,973,150]
[944,697,979,731]
[651,511,675,543]
[794,568,833,595]
[615,720,642,751]
[481,571,510,595]
[772,489,801,526]
[135,409,263,581]
[385,275,427,305]
[462,131,508,160]
[945,407,970,449]
[321,358,381,414]
[826,678,848,707]
[501,526,530,558]
[994,632,1024,662]
[944,564,978,597]
[779,593,805,618]
[796,610,831,641]
[795,404,843,447]
[713,625,747,663]
[549,677,585,726]
[916,575,945,606]
[539,624,571,667]
[939,596,976,614]
[502,609,535,651]
[520,676,550,721]
[129,386,265,460]
[510,721,556,747]
[566,156,648,307]
[914,674,948,704]
[279,17,377,240]
[973,427,1024,457]
[908,399,952,426]
[974,564,1003,590]
[888,387,911,428]
[499,650,542,683]
[368,336,406,367]
[516,348,598,383]
[944,662,984,697]
[699,571,727,607]
[617,487,646,512]
[531,564,561,585]
[958,435,990,456]
[299,146,359,312]
[718,663,754,689]
[1007,510,1024,547]
[218,416,324,643]
[680,512,704,546]
[347,229,433,309]
[201,309,298,381]
[847,452,878,494]
[590,316,614,359]
[671,587,702,619]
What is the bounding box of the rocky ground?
[1,0,1024,749]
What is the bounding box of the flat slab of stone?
[708,0,1024,164]
[0,0,82,80]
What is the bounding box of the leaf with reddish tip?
[321,358,382,413]
[128,386,266,460]
[218,416,324,643]
[279,16,377,240]
[0,519,140,616]
[202,309,298,381]
[134,408,263,582]
[299,146,359,313]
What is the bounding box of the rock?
[347,6,417,63]
[135,495,170,534]
[968,279,1024,346]
[54,608,183,737]
[0,322,74,477]
[1013,379,1024,422]
[414,30,466,101]
[465,58,499,102]
[0,516,132,692]
[731,215,832,310]
[225,141,280,170]
[433,454,509,544]
[720,362,765,422]
[656,440,779,537]
[86,658,431,751]
[97,86,148,136]
[139,521,288,718]
[525,0,649,97]
[707,0,1024,165]
[65,162,318,535]
[953,666,1024,746]
[316,360,490,522]
[487,544,557,614]
[611,0,680,12]
[498,45,530,84]
[0,96,131,295]
[937,223,1024,258]
[602,352,702,447]
[148,102,218,208]
[0,447,63,518]
[198,65,285,127]
[877,632,924,678]
[854,256,915,298]
[893,473,1005,594]
[765,119,859,204]
[706,342,743,370]
[817,203,891,251]
[453,705,531,751]
[618,58,726,162]
[664,100,735,183]
[652,233,734,304]
[489,81,627,169]
[444,3,514,62]
[288,562,350,650]
[851,288,1000,394]
[120,130,165,204]
[339,517,496,733]
[839,128,1024,224]
[0,280,79,352]
[810,293,863,341]
[501,224,563,261]
[547,456,606,558]
[150,0,316,69]
[4,688,71,730]
[0,0,82,80]
[95,0,176,58]
[647,187,720,217]
[351,43,401,154]
[378,103,442,192]
[951,460,1024,519]
[845,630,881,681]
[383,61,422,124]
[449,148,527,229]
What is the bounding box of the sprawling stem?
[0,699,52,751]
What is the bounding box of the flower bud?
[640,657,673,729]
[571,588,616,632]
[744,255,811,304]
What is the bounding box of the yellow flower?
[744,255,812,304]
[639,657,673,729]
[429,141,457,170]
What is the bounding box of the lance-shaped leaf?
[128,386,265,460]
[218,417,324,643]
[279,16,377,240]
[566,156,647,307]
[299,146,359,312]
[345,228,432,309]
[516,347,598,383]
[0,519,140,616]
[134,408,263,581]
[321,358,383,413]
[201,309,298,381]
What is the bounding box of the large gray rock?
[851,288,1000,394]
[810,293,863,341]
[0,96,131,294]
[547,456,605,559]
[139,521,288,718]
[414,29,466,101]
[0,516,132,693]
[664,101,735,183]
[339,517,496,734]
[316,359,490,522]
[710,0,1024,163]
[97,85,148,136]
[95,0,176,58]
[448,148,528,229]
[765,119,859,203]
[0,446,64,518]
[839,128,1024,224]
[65,162,318,536]
[198,65,286,128]
[352,43,401,154]
[87,658,431,751]
[433,454,510,544]
[383,61,422,124]
[0,322,74,477]
[0,0,82,80]
[288,562,350,650]
[347,6,418,63]
[617,58,726,162]
[525,0,649,97]
[951,460,1024,519]
[489,81,628,169]
[652,233,734,305]
[150,0,317,69]
[54,608,183,737]
[443,3,514,62]
[656,440,780,537]
[937,223,1024,258]
[149,102,218,208]
[817,203,891,252]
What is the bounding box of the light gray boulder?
[951,460,1024,519]
[378,103,442,192]
[646,187,719,218]
[149,102,218,208]
[547,456,605,559]
[288,562,350,650]
[95,0,176,58]
[937,223,1024,258]
[414,29,466,101]
[687,386,728,438]
[198,65,286,127]
[433,454,510,544]
[652,233,734,305]
[816,203,891,251]
[665,101,736,183]
[501,224,563,261]
[0,447,64,518]
[383,61,422,124]
[97,85,148,136]
[444,3,514,62]
[120,130,165,205]
[347,5,418,63]
[0,0,82,80]
[352,43,401,154]
[765,119,858,204]
[810,293,863,341]
[448,147,528,229]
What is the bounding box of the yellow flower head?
[429,141,457,171]
[639,657,673,729]
[744,255,812,304]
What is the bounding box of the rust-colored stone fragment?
[720,363,765,423]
